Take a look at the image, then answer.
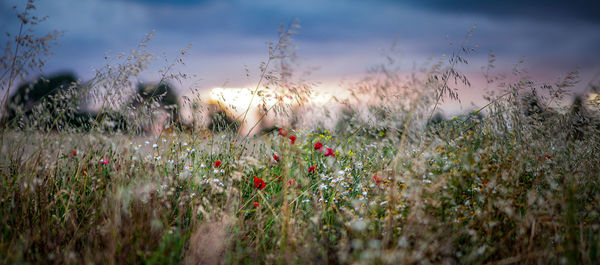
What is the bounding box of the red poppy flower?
[308,165,317,173]
[214,160,222,168]
[279,128,287,137]
[253,202,259,207]
[314,142,323,150]
[537,156,542,161]
[289,135,296,144]
[273,154,280,162]
[72,150,77,156]
[100,155,109,165]
[254,177,266,190]
[324,148,335,157]
[373,174,382,185]
[545,154,552,159]
[287,178,296,186]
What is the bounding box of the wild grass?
[1,2,600,264]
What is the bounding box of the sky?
[1,0,599,114]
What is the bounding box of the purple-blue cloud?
[1,0,599,108]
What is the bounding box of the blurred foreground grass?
[1,101,599,264]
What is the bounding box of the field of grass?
[2,85,600,264]
[2,2,600,264]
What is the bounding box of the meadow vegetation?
[1,2,600,264]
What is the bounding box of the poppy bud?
[287,179,296,186]
[278,128,287,137]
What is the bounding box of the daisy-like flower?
[254,177,266,190]
[214,160,222,168]
[324,148,335,157]
[289,135,296,144]
[314,142,323,150]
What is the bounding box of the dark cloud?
[2,0,599,96]
[397,0,600,23]
[123,0,212,6]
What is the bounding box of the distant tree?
[68,110,130,133]
[2,72,90,131]
[256,107,279,136]
[567,95,597,140]
[129,81,195,134]
[519,90,556,122]
[206,102,239,133]
[426,112,446,127]
[6,72,77,121]
[334,106,359,136]
[4,72,134,133]
[133,82,180,120]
